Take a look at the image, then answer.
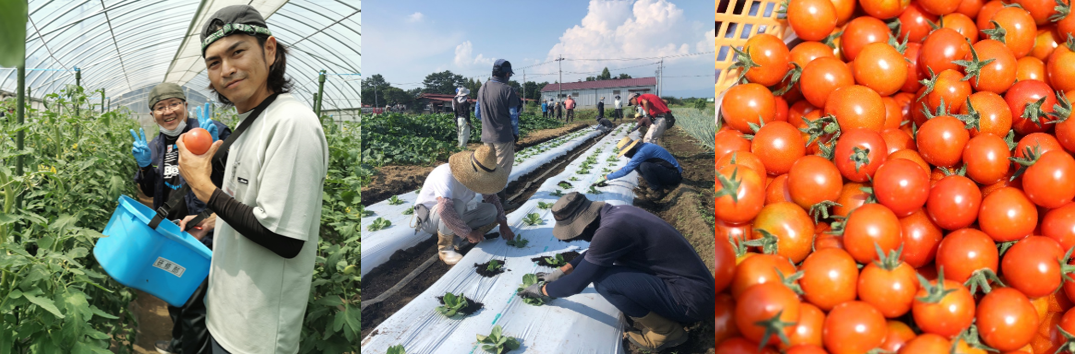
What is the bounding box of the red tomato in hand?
[801,248,859,310]
[977,287,1039,351]
[979,187,1038,242]
[823,301,887,354]
[834,129,889,182]
[184,128,213,155]
[925,174,982,230]
[843,203,903,263]
[874,158,931,217]
[1003,236,1066,298]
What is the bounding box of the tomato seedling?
[476,325,521,353]
[517,274,545,306]
[368,217,391,231]
[388,195,404,205]
[544,254,567,267]
[387,345,405,354]
[523,213,543,226]
[436,292,469,317]
[486,259,503,272]
[537,201,553,210]
[506,234,529,248]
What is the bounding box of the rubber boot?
[624,312,688,352]
[437,232,462,265]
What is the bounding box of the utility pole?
[556,55,564,102]
[659,58,664,97]
[522,69,526,112]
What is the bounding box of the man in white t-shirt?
[413,145,514,265]
[175,5,328,354]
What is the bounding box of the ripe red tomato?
[921,69,973,118]
[881,128,915,153]
[184,128,213,155]
[984,6,1038,58]
[736,282,802,347]
[882,97,904,130]
[1003,236,1066,298]
[841,17,892,61]
[790,42,836,68]
[1017,0,1062,24]
[934,228,999,284]
[787,155,843,210]
[787,0,839,41]
[1021,150,1075,208]
[718,151,768,178]
[800,57,855,108]
[1006,80,1058,135]
[979,187,1038,242]
[832,182,869,219]
[787,302,826,348]
[858,250,919,318]
[977,287,1040,351]
[920,29,973,75]
[800,248,859,311]
[825,85,887,132]
[965,39,1018,93]
[1047,43,1075,95]
[716,165,766,225]
[960,91,1013,137]
[912,277,976,338]
[899,208,944,268]
[751,202,816,264]
[731,253,798,299]
[714,129,752,162]
[716,234,737,294]
[957,0,985,18]
[1017,56,1047,81]
[715,294,739,345]
[785,344,827,354]
[843,203,903,263]
[880,320,916,352]
[752,121,806,175]
[898,333,951,353]
[716,338,779,354]
[916,115,970,168]
[874,158,931,217]
[926,175,982,230]
[823,301,887,354]
[1032,27,1061,61]
[920,0,963,15]
[834,128,889,182]
[738,34,791,87]
[853,43,908,96]
[963,133,1013,185]
[1014,132,1064,159]
[764,174,794,205]
[889,149,933,175]
[899,3,941,43]
[861,0,910,18]
[1059,6,1075,42]
[1042,203,1075,253]
[901,42,925,93]
[722,83,777,134]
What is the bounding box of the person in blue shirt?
[516,192,715,351]
[541,99,548,118]
[596,137,682,197]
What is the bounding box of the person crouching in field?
[596,137,682,199]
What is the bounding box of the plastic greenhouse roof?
[0,0,360,112]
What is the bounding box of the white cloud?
[407,12,424,23]
[453,41,496,71]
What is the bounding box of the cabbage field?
[0,86,360,353]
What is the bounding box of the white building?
[540,77,657,108]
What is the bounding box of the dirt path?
[625,126,717,354]
[361,123,590,205]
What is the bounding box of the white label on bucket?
[153,257,186,278]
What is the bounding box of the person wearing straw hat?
[628,92,674,144]
[412,145,515,265]
[516,192,715,351]
[134,83,230,354]
[175,5,329,354]
[452,87,472,148]
[595,137,682,199]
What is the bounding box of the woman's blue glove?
[129,128,152,168]
[196,103,219,142]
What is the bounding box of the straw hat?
[448,145,509,194]
[552,192,606,240]
[616,137,640,158]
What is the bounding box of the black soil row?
[435,295,484,317]
[474,259,508,277]
[530,251,581,268]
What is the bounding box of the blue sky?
[364,0,714,98]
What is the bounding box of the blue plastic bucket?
[93,195,212,307]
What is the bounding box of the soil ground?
[361,123,590,205]
[360,124,716,353]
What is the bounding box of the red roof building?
[539,77,656,108]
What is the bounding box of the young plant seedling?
[402,207,414,215]
[476,325,521,353]
[537,201,553,210]
[517,274,546,306]
[360,208,374,218]
[436,292,469,317]
[387,345,405,354]
[506,234,529,248]
[569,176,580,182]
[523,213,543,226]
[558,181,573,189]
[551,190,564,197]
[388,195,404,205]
[368,217,391,231]
[486,259,503,273]
[544,254,567,267]
[587,185,603,194]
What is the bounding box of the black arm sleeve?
[206,188,304,258]
[135,166,157,197]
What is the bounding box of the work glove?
[129,128,152,168]
[537,268,566,282]
[593,176,609,187]
[196,103,220,142]
[518,281,552,302]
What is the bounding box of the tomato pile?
[716,0,1075,352]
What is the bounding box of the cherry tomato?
[738,34,792,87]
[1042,203,1075,253]
[834,128,889,182]
[833,182,869,219]
[984,6,1038,58]
[752,121,806,175]
[716,337,779,354]
[853,43,908,96]
[880,320,917,352]
[832,0,858,25]
[787,302,826,348]
[1032,26,1061,61]
[926,175,982,230]
[736,282,802,347]
[921,69,973,118]
[1003,236,1065,298]
[889,149,932,174]
[912,277,976,338]
[956,0,985,18]
[823,301,887,354]
[825,85,887,132]
[764,174,794,205]
[881,128,915,153]
[716,165,766,225]
[786,344,827,354]
[920,28,973,75]
[861,0,910,18]
[715,294,739,345]
[977,1,1008,34]
[801,248,859,310]
[859,250,919,318]
[715,129,752,162]
[800,57,855,108]
[965,39,1018,93]
[979,187,1038,242]
[942,12,980,43]
[934,228,998,284]
[789,42,836,69]
[843,203,903,263]
[752,202,816,264]
[898,333,951,353]
[960,91,1013,137]
[723,83,777,134]
[183,128,212,155]
[899,208,944,268]
[787,0,839,41]
[718,151,768,178]
[1047,43,1075,95]
[1006,80,1059,135]
[898,3,940,43]
[1014,132,1064,159]
[841,17,892,61]
[1021,150,1075,208]
[920,0,962,15]
[1016,0,1060,25]
[917,115,970,168]
[977,287,1040,351]
[787,155,843,210]
[1016,56,1047,81]
[874,158,931,217]
[731,254,798,299]
[1059,4,1075,42]
[881,97,904,130]
[901,42,925,93]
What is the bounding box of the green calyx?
[772,63,802,96]
[1023,96,1052,128]
[1051,0,1071,23]
[808,200,841,224]
[742,229,779,255]
[915,267,956,304]
[850,146,872,173]
[730,46,762,84]
[918,67,940,100]
[777,268,805,295]
[753,309,796,352]
[953,41,997,87]
[963,268,1005,297]
[716,167,743,204]
[1009,144,1043,181]
[982,20,1008,43]
[955,97,982,131]
[799,114,841,149]
[872,243,904,271]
